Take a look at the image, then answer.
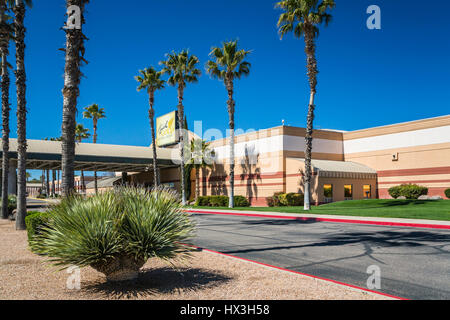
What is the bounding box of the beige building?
[130,114,450,206]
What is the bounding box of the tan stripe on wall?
[378,166,450,177]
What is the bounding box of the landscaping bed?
[0,219,387,300]
[191,199,450,221]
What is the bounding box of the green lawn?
[190,199,450,221]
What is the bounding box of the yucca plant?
[30,187,196,282]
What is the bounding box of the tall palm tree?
[83,103,105,194]
[206,40,251,208]
[12,0,32,230]
[186,139,215,203]
[61,0,90,197]
[276,0,335,210]
[135,66,165,189]
[0,1,12,219]
[160,50,201,205]
[75,123,90,194]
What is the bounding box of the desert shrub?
[195,195,250,207]
[209,195,229,207]
[195,196,211,207]
[266,192,284,207]
[400,184,428,200]
[388,186,402,199]
[389,184,428,200]
[25,211,52,243]
[282,193,304,206]
[445,188,450,199]
[278,193,304,206]
[30,187,196,281]
[1,195,17,214]
[234,196,250,207]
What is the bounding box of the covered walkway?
[1,139,180,194]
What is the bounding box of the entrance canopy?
[1,139,180,172]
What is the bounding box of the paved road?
[191,213,450,300]
[26,198,50,209]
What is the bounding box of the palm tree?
[135,66,165,189]
[0,1,12,219]
[12,0,32,229]
[61,0,90,197]
[160,50,201,205]
[83,103,105,194]
[25,171,30,182]
[186,139,215,203]
[206,40,251,208]
[276,0,335,210]
[75,124,90,194]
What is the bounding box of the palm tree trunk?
[14,1,28,229]
[46,169,50,197]
[148,92,159,189]
[177,84,186,205]
[303,27,318,211]
[195,168,200,202]
[93,120,98,194]
[52,170,56,197]
[81,170,85,194]
[226,78,235,208]
[61,0,88,197]
[0,5,10,219]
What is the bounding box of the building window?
[344,185,353,200]
[324,184,333,203]
[363,185,371,199]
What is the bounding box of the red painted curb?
[187,209,450,230]
[186,244,407,300]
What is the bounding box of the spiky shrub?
[30,187,196,281]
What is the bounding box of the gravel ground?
[0,220,389,300]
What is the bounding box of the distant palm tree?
[61,0,90,196]
[206,40,251,208]
[25,171,30,182]
[12,0,33,229]
[276,0,335,210]
[160,50,201,205]
[51,136,62,196]
[75,124,90,194]
[186,139,215,203]
[135,66,165,188]
[43,138,51,197]
[0,1,12,219]
[83,104,106,194]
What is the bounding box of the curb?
[187,209,450,230]
[187,244,407,300]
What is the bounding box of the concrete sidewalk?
[187,208,450,229]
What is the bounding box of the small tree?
[185,139,215,203]
[75,124,91,194]
[83,104,106,194]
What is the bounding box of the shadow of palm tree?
[82,266,233,299]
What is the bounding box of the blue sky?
[9,0,450,152]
